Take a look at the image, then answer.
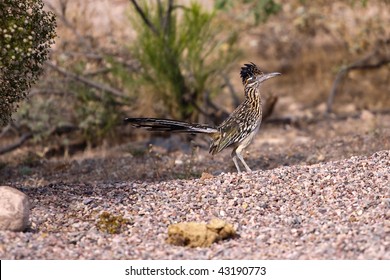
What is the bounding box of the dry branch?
[45,61,126,99]
[0,123,80,156]
[164,0,174,35]
[327,41,390,114]
[0,133,32,155]
[129,0,159,35]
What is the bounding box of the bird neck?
[244,86,261,102]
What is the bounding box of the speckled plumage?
[209,87,263,155]
[125,62,280,172]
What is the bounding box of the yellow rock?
[166,219,236,248]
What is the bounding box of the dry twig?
[327,40,390,114]
[45,61,126,99]
[129,0,159,35]
[0,133,32,155]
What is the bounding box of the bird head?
[240,62,280,87]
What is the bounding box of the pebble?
[0,151,389,259]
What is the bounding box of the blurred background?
[1,0,389,181]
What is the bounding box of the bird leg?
[231,148,252,173]
[236,151,252,172]
[232,154,241,173]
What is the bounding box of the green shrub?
[126,0,240,121]
[0,0,56,127]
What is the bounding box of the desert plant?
[126,0,240,122]
[0,0,56,127]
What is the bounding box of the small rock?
[0,186,30,231]
[341,103,357,113]
[315,102,327,114]
[200,172,214,180]
[166,219,236,247]
[83,198,93,205]
[360,110,374,121]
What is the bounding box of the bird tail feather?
[124,118,218,134]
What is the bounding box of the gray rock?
[0,186,30,231]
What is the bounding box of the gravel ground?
[0,150,389,259]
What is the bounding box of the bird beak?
[257,72,281,83]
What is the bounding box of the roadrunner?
[125,62,280,172]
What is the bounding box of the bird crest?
[240,62,263,85]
